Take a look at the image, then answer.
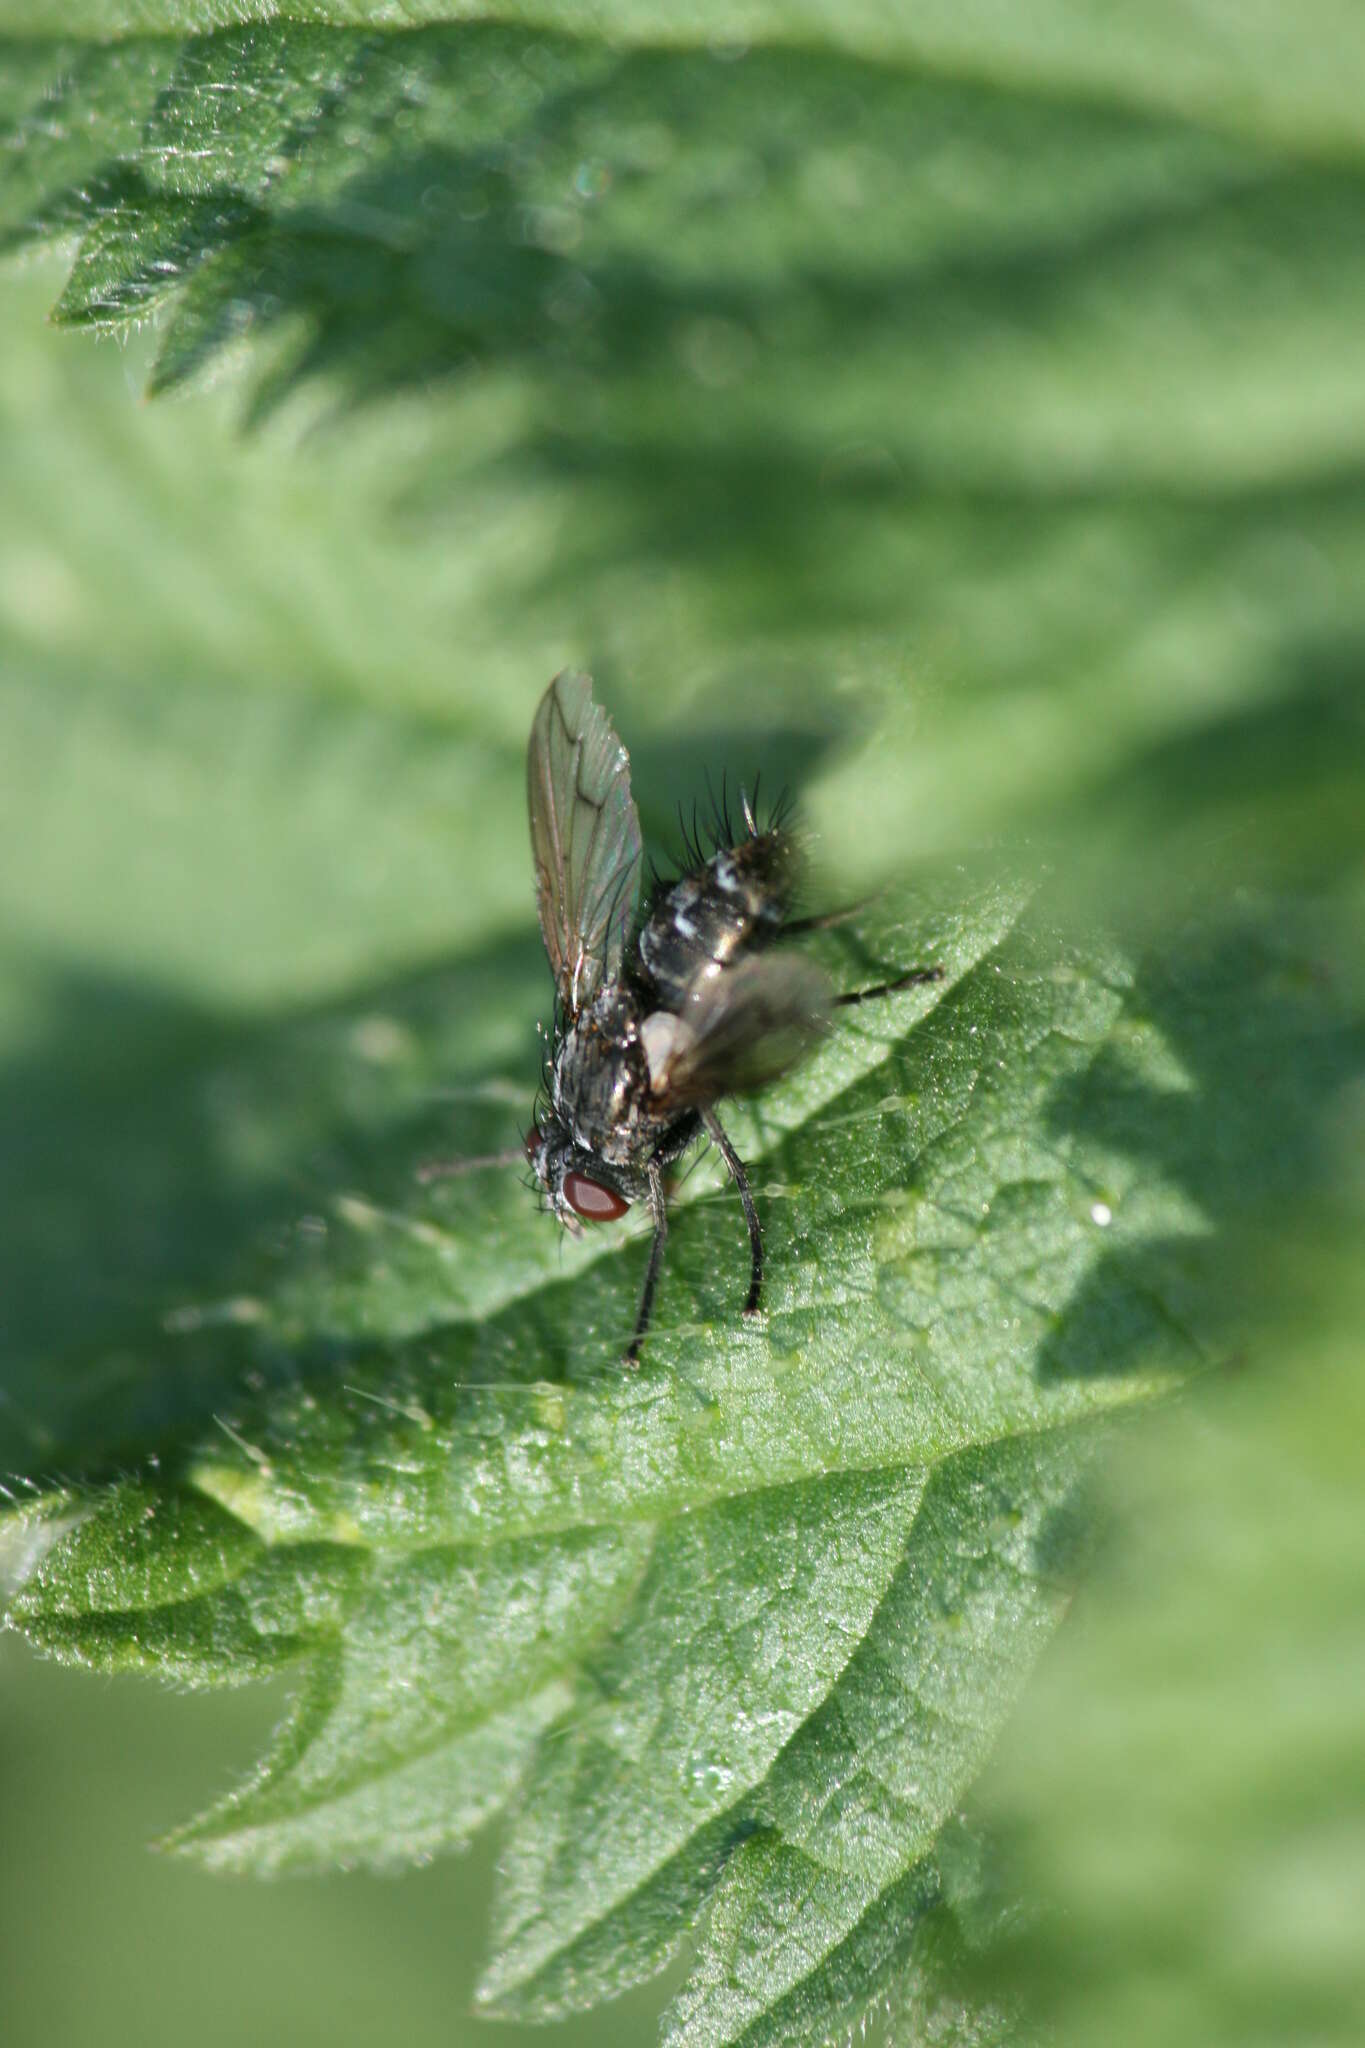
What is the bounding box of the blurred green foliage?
[1,9,1362,2048]
[956,1237,1365,2048]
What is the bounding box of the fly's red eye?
[525,1129,544,1164]
[563,1172,629,1222]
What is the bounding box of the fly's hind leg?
[780,902,870,937]
[836,964,942,1005]
[781,907,942,1001]
[701,1107,763,1315]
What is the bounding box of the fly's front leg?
[625,1158,669,1366]
[701,1108,763,1315]
[415,1146,527,1184]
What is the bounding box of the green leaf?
[10,1481,358,1682]
[959,1240,1365,2048]
[11,865,1356,2040]
[4,22,1364,899]
[2,8,1363,2046]
[651,1427,1088,2048]
[1,1,1364,157]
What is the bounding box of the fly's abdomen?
[635,830,798,1009]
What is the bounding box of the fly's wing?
[652,953,832,1107]
[527,670,643,1016]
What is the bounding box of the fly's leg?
[780,902,871,936]
[836,965,942,1005]
[701,1107,763,1315]
[781,908,942,1000]
[625,1158,669,1366]
[416,1146,527,1184]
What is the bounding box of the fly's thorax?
[636,829,798,1010]
[550,983,666,1168]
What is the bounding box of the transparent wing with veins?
[526,670,643,1017]
[649,952,833,1107]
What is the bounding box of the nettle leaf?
[3,8,1363,2045]
[0,1,1362,156]
[8,873,1222,2040]
[4,19,1364,900]
[1,20,1359,450]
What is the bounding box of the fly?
[427,670,941,1365]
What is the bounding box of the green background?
[2,11,1363,2046]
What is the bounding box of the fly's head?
[525,1111,632,1238]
